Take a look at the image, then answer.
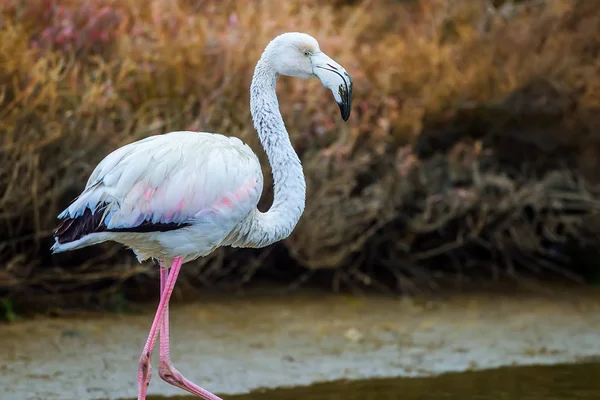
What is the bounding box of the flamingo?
[51,32,352,400]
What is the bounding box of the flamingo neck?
[230,54,306,248]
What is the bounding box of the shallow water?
[148,362,600,400]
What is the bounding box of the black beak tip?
[338,102,351,122]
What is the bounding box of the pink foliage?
[29,1,123,53]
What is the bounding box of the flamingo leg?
[137,256,184,400]
[158,262,222,400]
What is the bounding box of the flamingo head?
[264,32,353,121]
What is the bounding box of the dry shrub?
[1,0,600,304]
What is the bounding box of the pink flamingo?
[51,32,352,400]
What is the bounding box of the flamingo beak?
[312,53,353,121]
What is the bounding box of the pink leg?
[158,262,223,400]
[137,257,184,400]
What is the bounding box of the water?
[147,362,600,400]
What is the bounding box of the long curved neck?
[231,55,306,248]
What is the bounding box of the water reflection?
[147,361,600,400]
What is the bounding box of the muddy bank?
[1,286,600,400]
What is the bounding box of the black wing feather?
[54,203,191,244]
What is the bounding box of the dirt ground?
[1,284,600,400]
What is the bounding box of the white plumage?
[53,132,263,262]
[51,32,352,400]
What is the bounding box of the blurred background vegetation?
[2,0,600,313]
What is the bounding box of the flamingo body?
[52,131,263,263]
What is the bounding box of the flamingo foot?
[137,351,152,400]
[159,362,223,400]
